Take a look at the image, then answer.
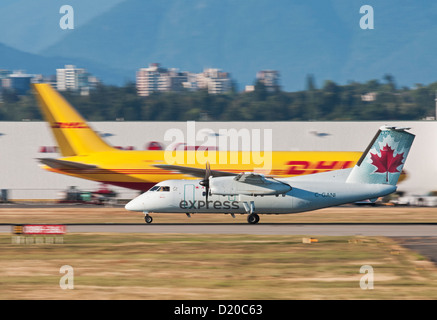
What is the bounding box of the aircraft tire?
[247,213,260,224]
[145,215,153,224]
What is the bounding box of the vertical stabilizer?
[33,83,115,156]
[346,126,415,185]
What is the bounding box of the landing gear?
[247,213,260,224]
[144,214,153,224]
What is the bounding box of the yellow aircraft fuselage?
[33,83,403,191]
[46,150,359,190]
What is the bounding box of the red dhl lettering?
[51,122,89,129]
[286,161,354,175]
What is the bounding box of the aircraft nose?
[125,197,144,211]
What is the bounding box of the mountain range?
[1,0,437,91]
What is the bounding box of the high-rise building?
[195,68,232,94]
[136,63,188,96]
[136,63,161,96]
[137,64,232,96]
[56,65,97,95]
[158,68,188,93]
[256,70,280,92]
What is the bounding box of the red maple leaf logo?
[370,144,404,181]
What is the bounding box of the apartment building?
[56,65,96,95]
[256,70,280,92]
[196,68,232,94]
[137,64,232,96]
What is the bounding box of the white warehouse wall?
[0,121,436,200]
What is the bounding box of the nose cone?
[125,197,144,211]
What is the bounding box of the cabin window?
[161,186,170,192]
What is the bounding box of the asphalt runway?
[2,223,437,236]
[394,237,437,264]
[69,223,437,236]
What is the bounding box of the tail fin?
[346,126,415,186]
[33,83,116,156]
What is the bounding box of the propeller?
[199,162,212,206]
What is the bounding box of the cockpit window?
[149,185,170,192]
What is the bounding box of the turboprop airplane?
[125,126,415,224]
[33,83,373,190]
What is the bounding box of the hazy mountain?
[0,0,124,54]
[40,0,355,90]
[3,0,437,90]
[0,43,126,84]
[330,0,437,87]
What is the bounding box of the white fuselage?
[125,173,396,215]
[125,127,413,222]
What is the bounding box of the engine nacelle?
[209,174,291,196]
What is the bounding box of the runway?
[67,223,437,236]
[3,223,437,237]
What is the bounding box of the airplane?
[33,83,403,190]
[125,126,415,224]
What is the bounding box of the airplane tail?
[346,126,415,186]
[33,83,116,157]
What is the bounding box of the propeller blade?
[202,162,211,207]
[205,184,209,204]
[205,162,211,180]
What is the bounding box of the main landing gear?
[243,201,260,224]
[142,212,261,224]
[247,213,260,224]
[144,213,153,224]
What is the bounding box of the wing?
[153,164,237,178]
[38,158,98,170]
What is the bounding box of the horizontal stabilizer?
[38,158,98,170]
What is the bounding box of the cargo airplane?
[33,83,399,190]
[125,127,415,224]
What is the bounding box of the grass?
[0,233,437,299]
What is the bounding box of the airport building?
[0,120,436,201]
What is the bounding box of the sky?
[1,0,436,91]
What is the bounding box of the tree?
[253,80,268,101]
[306,74,317,91]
